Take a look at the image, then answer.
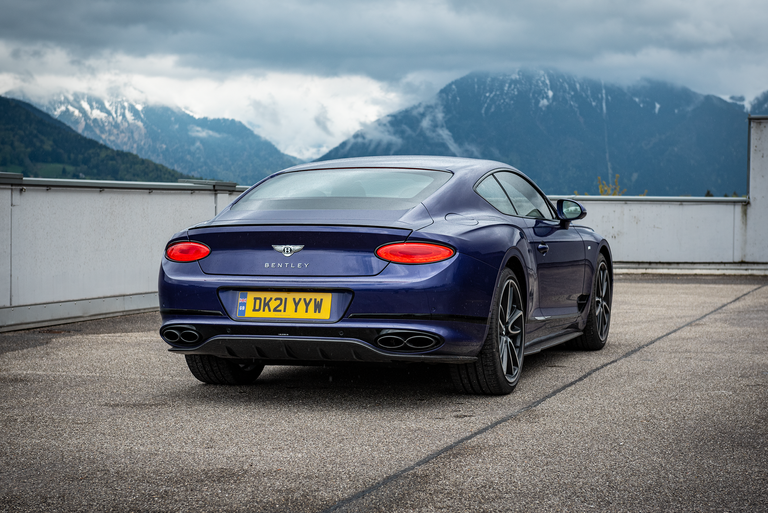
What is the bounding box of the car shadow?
[159,347,578,411]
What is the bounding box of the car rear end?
[158,165,499,367]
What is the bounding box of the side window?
[494,172,555,220]
[475,176,517,215]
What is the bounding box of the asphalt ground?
[1,274,767,512]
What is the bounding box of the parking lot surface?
[1,275,767,512]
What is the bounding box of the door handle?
[537,243,549,254]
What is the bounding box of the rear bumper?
[159,313,488,361]
[168,334,478,364]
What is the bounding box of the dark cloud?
[2,0,767,159]
[2,0,766,85]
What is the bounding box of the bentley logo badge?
[273,245,304,257]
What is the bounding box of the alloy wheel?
[594,261,611,340]
[498,278,525,383]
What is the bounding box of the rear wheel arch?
[598,245,614,293]
[504,255,528,315]
[450,268,525,395]
[572,252,612,351]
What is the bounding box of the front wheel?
[185,355,265,385]
[450,269,525,395]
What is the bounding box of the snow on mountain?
[6,91,300,185]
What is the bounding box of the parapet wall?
[565,196,749,263]
[1,118,766,331]
[0,178,245,330]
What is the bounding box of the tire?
[572,254,611,351]
[185,355,265,385]
[450,269,525,395]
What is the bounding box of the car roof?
[278,155,519,179]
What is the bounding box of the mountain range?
[320,70,759,196]
[0,96,189,182]
[6,70,767,195]
[8,92,301,185]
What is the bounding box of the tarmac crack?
[320,282,767,513]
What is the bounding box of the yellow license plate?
[236,291,332,319]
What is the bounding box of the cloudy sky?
[1,0,767,159]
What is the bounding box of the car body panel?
[159,156,612,368]
[525,218,586,336]
[191,225,412,277]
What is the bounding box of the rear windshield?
[231,168,452,211]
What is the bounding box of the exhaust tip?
[405,335,437,350]
[180,330,200,344]
[377,335,406,349]
[162,329,180,343]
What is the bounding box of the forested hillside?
[0,96,191,182]
[12,92,302,185]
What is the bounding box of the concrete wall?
[0,178,244,330]
[1,117,767,330]
[564,196,749,263]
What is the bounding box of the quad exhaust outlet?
[375,331,441,352]
[162,326,201,345]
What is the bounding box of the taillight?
[166,242,211,262]
[375,242,455,264]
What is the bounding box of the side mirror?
[556,199,587,227]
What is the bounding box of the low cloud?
[188,125,222,138]
[313,104,333,137]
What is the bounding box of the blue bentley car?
[159,156,612,395]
